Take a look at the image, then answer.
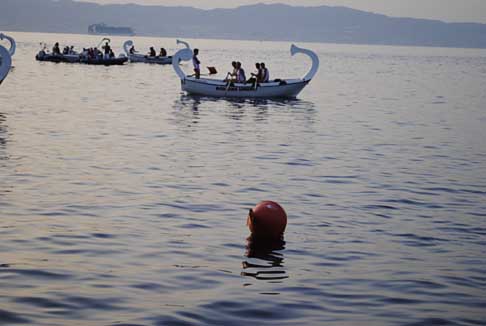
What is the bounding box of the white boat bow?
[123,40,134,57]
[0,46,12,84]
[0,33,14,84]
[290,44,319,81]
[171,44,319,98]
[0,33,16,56]
[172,47,193,80]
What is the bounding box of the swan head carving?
[172,47,193,80]
[290,44,319,82]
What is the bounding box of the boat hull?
[171,43,318,100]
[80,57,128,65]
[181,78,309,99]
[36,53,127,66]
[0,45,12,84]
[129,54,172,64]
[36,53,80,63]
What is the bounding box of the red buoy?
[247,201,287,239]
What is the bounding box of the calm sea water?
[1,32,486,326]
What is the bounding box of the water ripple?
[1,33,485,326]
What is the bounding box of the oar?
[225,74,233,92]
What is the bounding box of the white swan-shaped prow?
[291,44,319,81]
[176,39,190,49]
[0,45,12,85]
[0,33,16,56]
[172,47,193,80]
[123,40,133,56]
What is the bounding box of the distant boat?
[123,39,190,65]
[0,32,15,84]
[171,44,319,99]
[36,38,128,66]
[36,52,127,66]
[88,23,135,36]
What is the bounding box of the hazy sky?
[79,0,486,23]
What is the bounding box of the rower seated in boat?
[236,62,246,83]
[159,47,167,57]
[260,62,270,83]
[225,61,238,82]
[148,47,156,57]
[52,42,61,55]
[247,62,262,86]
[129,45,136,54]
[95,47,103,59]
[80,48,88,59]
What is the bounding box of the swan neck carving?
[290,44,319,81]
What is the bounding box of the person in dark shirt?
[149,47,156,57]
[261,62,270,82]
[52,42,61,55]
[103,42,111,60]
[247,62,262,86]
[225,61,238,82]
[159,48,167,57]
[192,48,201,79]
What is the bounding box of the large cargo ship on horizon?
[88,23,135,36]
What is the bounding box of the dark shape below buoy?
[247,201,287,240]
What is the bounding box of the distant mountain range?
[2,0,486,48]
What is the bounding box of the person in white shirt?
[236,62,246,83]
[261,62,270,82]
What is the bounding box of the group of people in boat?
[51,42,73,55]
[83,41,116,60]
[129,45,168,58]
[192,48,269,85]
[225,61,270,85]
[49,41,117,60]
[45,43,272,84]
[81,46,115,60]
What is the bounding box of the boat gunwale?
[184,77,309,89]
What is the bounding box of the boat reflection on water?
[171,95,202,127]
[172,94,317,131]
[241,236,288,281]
[175,93,315,114]
[175,94,203,112]
[0,112,8,152]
